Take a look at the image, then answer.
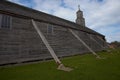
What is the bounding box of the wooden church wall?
[0,15,106,65]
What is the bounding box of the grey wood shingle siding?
[0,1,107,65]
[0,0,104,36]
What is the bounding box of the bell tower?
[76,5,85,26]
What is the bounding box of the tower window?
[0,14,12,29]
[47,24,54,34]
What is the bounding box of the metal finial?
[78,5,80,10]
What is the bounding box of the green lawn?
[0,48,120,80]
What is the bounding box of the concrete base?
[57,64,73,72]
[96,56,105,59]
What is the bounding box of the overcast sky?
[8,0,120,42]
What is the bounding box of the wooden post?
[31,19,73,71]
[69,29,101,58]
[88,34,104,48]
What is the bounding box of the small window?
[47,24,53,34]
[0,14,11,29]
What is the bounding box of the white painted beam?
[31,19,73,71]
[31,19,61,64]
[69,29,101,58]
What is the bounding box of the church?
[0,0,107,65]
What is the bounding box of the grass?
[0,48,120,80]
